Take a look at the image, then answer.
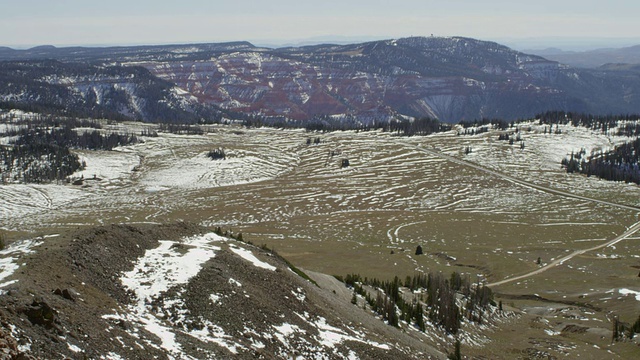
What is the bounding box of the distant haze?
[500,37,640,52]
[2,0,639,50]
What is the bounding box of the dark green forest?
[0,124,139,184]
[562,138,640,184]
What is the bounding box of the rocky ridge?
[0,223,444,359]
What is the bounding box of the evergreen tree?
[448,339,461,360]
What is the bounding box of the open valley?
[2,119,640,358]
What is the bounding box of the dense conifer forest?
[562,138,640,184]
[529,111,640,184]
[0,120,139,184]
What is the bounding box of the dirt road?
[406,143,640,287]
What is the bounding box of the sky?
[2,0,640,50]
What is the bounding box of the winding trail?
[401,142,640,287]
[36,188,53,209]
[387,221,427,244]
[488,220,640,287]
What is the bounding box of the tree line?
[338,271,495,335]
[562,138,640,184]
[1,124,139,184]
[13,126,139,151]
[456,112,640,137]
[0,141,84,184]
[458,118,512,130]
[243,114,452,136]
[385,117,451,136]
[0,113,102,131]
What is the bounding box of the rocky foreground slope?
[0,223,444,359]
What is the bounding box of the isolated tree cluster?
[340,271,494,336]
[612,314,640,342]
[207,148,226,160]
[0,141,84,184]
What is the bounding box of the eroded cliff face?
[2,36,639,124]
[136,37,584,123]
[0,60,209,123]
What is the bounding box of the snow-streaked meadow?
[2,119,640,328]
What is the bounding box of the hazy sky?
[2,0,639,49]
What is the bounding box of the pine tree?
[448,339,461,360]
[612,316,620,342]
[415,302,426,331]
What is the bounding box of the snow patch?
[229,245,276,271]
[618,288,640,301]
[313,316,390,350]
[0,238,43,288]
[113,232,227,358]
[100,352,126,360]
[120,234,223,301]
[209,293,222,304]
[292,287,306,302]
[187,318,244,354]
[73,149,139,184]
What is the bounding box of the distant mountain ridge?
[0,42,259,62]
[0,60,219,122]
[1,37,640,123]
[527,45,640,68]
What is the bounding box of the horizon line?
[3,35,640,51]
